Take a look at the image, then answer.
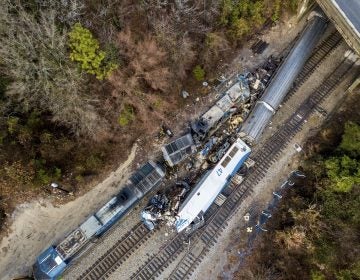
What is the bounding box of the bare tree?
[0,0,105,139]
[114,29,173,93]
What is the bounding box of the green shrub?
[219,0,234,26]
[287,0,298,13]
[336,261,360,280]
[0,76,11,95]
[192,65,205,81]
[85,154,102,170]
[250,1,265,26]
[311,270,325,280]
[36,168,51,185]
[17,126,32,145]
[339,121,360,157]
[0,130,6,145]
[219,0,298,42]
[271,0,282,22]
[40,132,53,144]
[75,174,84,183]
[68,23,118,80]
[152,99,162,110]
[7,117,19,135]
[27,111,43,130]
[54,167,62,180]
[118,104,135,127]
[229,18,251,39]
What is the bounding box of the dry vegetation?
[0,0,299,230]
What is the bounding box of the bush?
[0,76,11,95]
[192,65,205,81]
[339,121,360,157]
[4,161,34,185]
[7,117,19,135]
[271,0,282,22]
[219,0,298,42]
[229,18,251,39]
[311,270,325,280]
[68,23,118,80]
[118,104,135,127]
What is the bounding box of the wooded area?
[0,0,298,227]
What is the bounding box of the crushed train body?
[191,75,250,139]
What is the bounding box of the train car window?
[221,156,232,168]
[229,146,239,158]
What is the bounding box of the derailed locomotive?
[33,161,165,280]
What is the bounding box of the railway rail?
[72,31,351,280]
[77,223,152,280]
[131,57,358,280]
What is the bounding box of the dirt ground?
[0,6,336,280]
[0,144,139,279]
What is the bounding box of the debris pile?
[247,56,280,100]
[141,181,190,230]
[191,74,250,141]
[145,55,280,232]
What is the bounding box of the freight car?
[33,161,165,280]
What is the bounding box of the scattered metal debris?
[209,141,230,163]
[294,143,302,152]
[244,213,250,221]
[182,90,190,98]
[191,75,250,140]
[162,125,174,138]
[141,181,190,230]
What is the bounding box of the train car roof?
[161,133,195,167]
[129,161,165,193]
[175,138,251,232]
[94,187,139,226]
[56,215,102,260]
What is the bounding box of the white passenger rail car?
[174,138,251,232]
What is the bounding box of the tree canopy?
[68,23,118,80]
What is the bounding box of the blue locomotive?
[33,161,165,280]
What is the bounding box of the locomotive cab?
[33,246,67,280]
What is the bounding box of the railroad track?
[73,30,348,280]
[132,56,358,280]
[78,223,153,280]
